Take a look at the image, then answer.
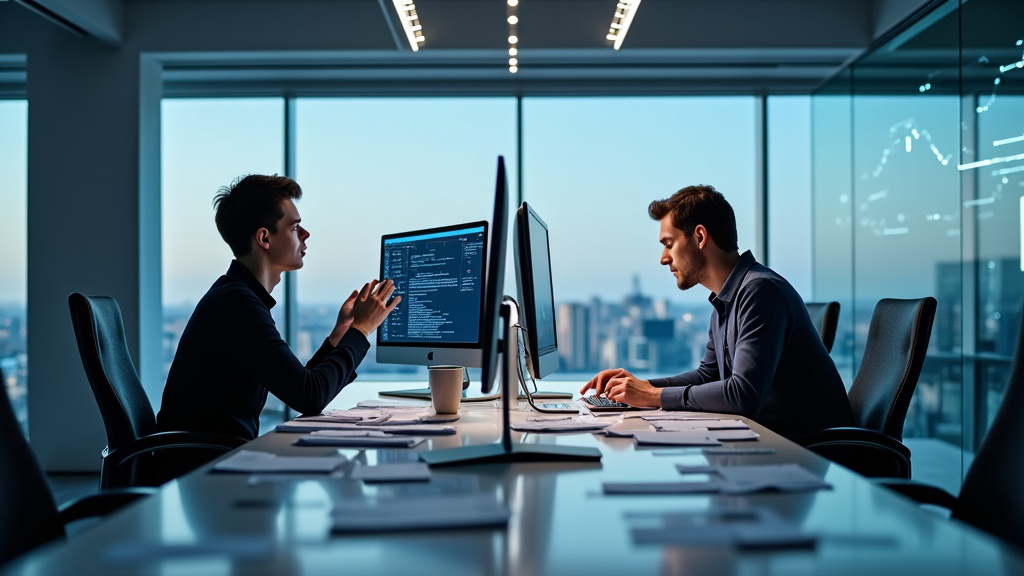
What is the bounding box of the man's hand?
[348,279,401,338]
[328,290,360,346]
[580,368,661,408]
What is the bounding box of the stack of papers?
[331,494,510,532]
[212,450,346,473]
[294,430,428,448]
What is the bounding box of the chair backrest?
[953,307,1024,549]
[847,297,937,441]
[805,301,840,353]
[68,293,157,452]
[0,370,64,567]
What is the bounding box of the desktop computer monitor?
[513,201,559,381]
[478,155,509,394]
[375,220,489,369]
[418,156,601,465]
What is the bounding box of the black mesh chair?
[68,293,245,489]
[805,301,840,353]
[0,368,152,568]
[798,297,937,478]
[881,306,1024,550]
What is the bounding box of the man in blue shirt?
[158,174,400,442]
[581,185,853,440]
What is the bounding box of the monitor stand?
[418,302,603,466]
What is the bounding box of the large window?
[522,97,760,379]
[161,96,779,387]
[0,99,27,432]
[161,97,285,401]
[292,97,518,381]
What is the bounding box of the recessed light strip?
[606,0,641,50]
[508,0,519,73]
[392,0,425,52]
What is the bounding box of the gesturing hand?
[349,279,401,337]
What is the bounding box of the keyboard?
[582,396,632,409]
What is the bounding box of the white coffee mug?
[428,365,463,414]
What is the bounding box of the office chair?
[805,301,840,353]
[0,370,152,568]
[798,297,937,478]
[68,293,245,489]
[880,307,1024,550]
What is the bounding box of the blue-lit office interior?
[1,0,1023,573]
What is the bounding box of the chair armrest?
[874,478,958,510]
[56,487,156,525]
[796,427,912,478]
[104,431,247,469]
[798,427,912,458]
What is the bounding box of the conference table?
[5,380,1024,576]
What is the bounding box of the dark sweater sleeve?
[649,326,719,410]
[679,280,791,417]
[226,294,370,416]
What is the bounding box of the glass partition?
[0,99,27,433]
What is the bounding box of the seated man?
[158,174,399,442]
[581,185,854,440]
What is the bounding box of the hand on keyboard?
[582,396,631,409]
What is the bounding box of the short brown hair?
[213,174,303,257]
[648,185,738,251]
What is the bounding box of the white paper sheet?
[331,494,510,532]
[510,415,611,432]
[651,419,749,431]
[294,431,427,448]
[632,430,721,446]
[350,462,431,483]
[212,449,346,473]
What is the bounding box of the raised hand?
[349,279,401,337]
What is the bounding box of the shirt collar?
[226,259,276,310]
[708,250,756,311]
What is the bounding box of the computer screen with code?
[377,221,488,355]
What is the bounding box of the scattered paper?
[715,463,831,494]
[603,480,720,494]
[627,508,816,549]
[632,430,721,446]
[294,431,427,448]
[350,462,431,483]
[331,494,510,532]
[277,420,456,435]
[511,415,612,432]
[212,449,345,473]
[651,419,749,431]
[641,412,729,421]
[710,429,760,442]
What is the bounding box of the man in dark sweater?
[158,174,399,441]
[580,185,853,440]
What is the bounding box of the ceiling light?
[607,0,641,50]
[392,0,425,52]
[507,0,519,74]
